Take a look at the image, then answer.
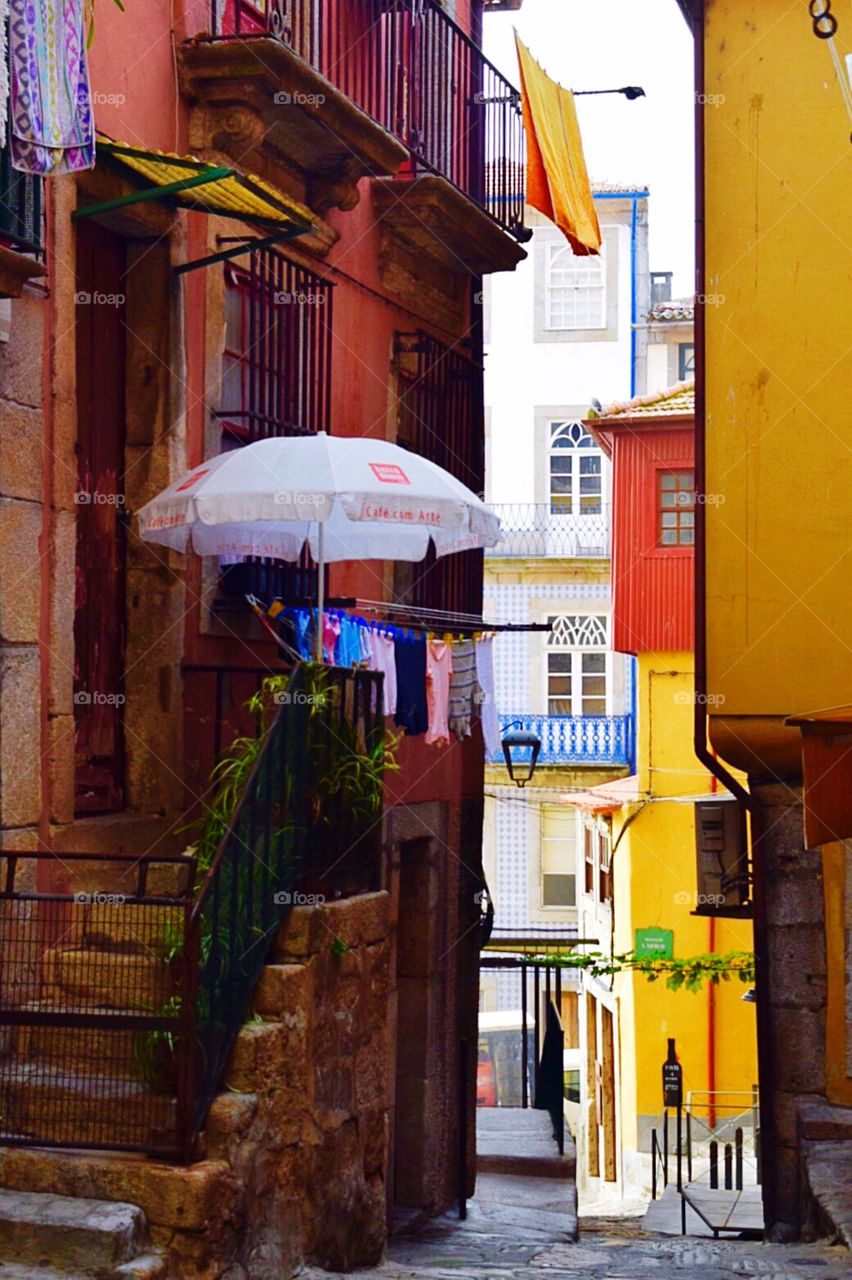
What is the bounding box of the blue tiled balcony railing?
[490,714,633,767]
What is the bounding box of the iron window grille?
[215,246,333,604]
[0,82,43,255]
[393,331,485,617]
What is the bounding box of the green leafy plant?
[539,948,755,994]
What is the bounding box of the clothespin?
[267,599,286,620]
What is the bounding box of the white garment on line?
[475,636,500,758]
[369,630,398,718]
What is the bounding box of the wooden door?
[601,1005,617,1181]
[73,222,127,814]
[585,992,600,1177]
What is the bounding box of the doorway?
[73,221,127,814]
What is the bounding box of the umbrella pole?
[315,521,325,664]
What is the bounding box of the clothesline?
[246,596,502,755]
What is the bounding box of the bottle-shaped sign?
[662,1037,683,1108]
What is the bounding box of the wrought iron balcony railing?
[487,504,610,559]
[490,713,632,767]
[214,1,526,239]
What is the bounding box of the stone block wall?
[175,891,394,1278]
[751,783,829,1238]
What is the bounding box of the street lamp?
[501,722,541,788]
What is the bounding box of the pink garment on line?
[322,612,341,664]
[425,640,453,747]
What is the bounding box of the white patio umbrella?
[137,432,501,661]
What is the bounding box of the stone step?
[0,1147,236,1238]
[41,949,174,1012]
[0,1065,177,1152]
[0,1187,145,1272]
[14,1009,146,1084]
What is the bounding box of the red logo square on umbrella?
[369,462,410,485]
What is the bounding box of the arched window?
[547,614,609,717]
[549,421,603,515]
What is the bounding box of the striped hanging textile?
[0,2,10,146]
[9,0,94,174]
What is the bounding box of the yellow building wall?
[703,0,852,775]
[613,653,757,1151]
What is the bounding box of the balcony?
[490,714,633,767]
[183,2,527,265]
[487,504,610,559]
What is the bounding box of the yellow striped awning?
[88,135,314,236]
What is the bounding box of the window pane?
[583,677,606,697]
[549,696,573,714]
[548,676,572,696]
[580,476,602,494]
[548,653,573,673]
[550,457,573,474]
[660,473,676,489]
[660,530,677,545]
[551,476,572,495]
[582,697,607,715]
[661,512,678,527]
[583,653,606,673]
[580,455,601,474]
[542,874,576,907]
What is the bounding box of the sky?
[483,0,696,298]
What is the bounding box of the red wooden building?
[588,382,696,656]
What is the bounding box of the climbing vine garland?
[534,949,755,994]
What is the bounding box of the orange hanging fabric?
[514,34,602,257]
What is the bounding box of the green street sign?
[635,927,673,959]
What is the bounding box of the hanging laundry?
[475,635,500,758]
[368,628,397,718]
[9,0,96,175]
[425,639,453,747]
[514,35,601,256]
[449,639,479,740]
[0,2,10,145]
[322,611,341,665]
[359,623,373,666]
[336,613,363,668]
[394,631,428,736]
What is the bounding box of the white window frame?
[548,419,604,516]
[545,239,607,331]
[540,805,577,910]
[545,613,610,718]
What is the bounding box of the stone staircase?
[0,878,186,1155]
[0,892,393,1278]
[0,1188,166,1279]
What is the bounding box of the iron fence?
[185,663,384,1146]
[0,853,195,1157]
[212,0,527,238]
[487,503,611,559]
[0,666,384,1160]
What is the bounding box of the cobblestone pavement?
[304,1204,849,1280]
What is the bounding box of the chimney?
[650,271,673,306]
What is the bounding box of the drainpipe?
[630,194,638,397]
[690,0,775,1228]
[707,915,716,1129]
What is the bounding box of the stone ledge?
[0,245,45,300]
[179,35,407,218]
[804,1141,852,1246]
[372,175,528,277]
